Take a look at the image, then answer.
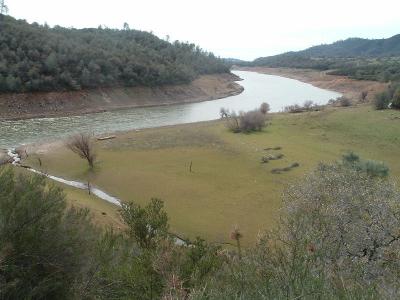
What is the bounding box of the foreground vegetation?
[24,104,400,245]
[2,150,400,298]
[0,15,229,93]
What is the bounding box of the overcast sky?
[7,0,400,60]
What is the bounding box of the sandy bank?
[0,73,243,121]
[235,67,387,102]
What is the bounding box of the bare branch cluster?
[67,133,97,168]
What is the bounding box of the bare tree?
[360,90,368,102]
[67,133,97,168]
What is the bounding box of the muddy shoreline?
[0,73,243,121]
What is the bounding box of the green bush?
[374,91,391,110]
[0,168,225,299]
[2,155,399,299]
[361,160,390,177]
[120,198,169,250]
[342,151,360,163]
[392,87,400,109]
[342,151,389,177]
[0,167,100,299]
[192,161,400,299]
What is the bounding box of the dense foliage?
[243,35,400,82]
[298,35,400,57]
[0,167,224,299]
[0,167,100,299]
[374,82,400,110]
[192,158,400,299]
[0,15,229,93]
[1,152,400,299]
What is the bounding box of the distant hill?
[254,34,400,66]
[249,35,400,82]
[299,35,400,58]
[222,58,248,66]
[0,15,229,93]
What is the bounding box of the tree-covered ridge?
[253,34,400,64]
[247,34,400,82]
[300,34,400,58]
[0,15,229,93]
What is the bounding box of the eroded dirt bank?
[0,73,243,120]
[236,67,387,102]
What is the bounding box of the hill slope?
[299,35,400,58]
[254,34,400,65]
[249,35,400,82]
[0,15,229,93]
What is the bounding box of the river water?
[0,71,340,148]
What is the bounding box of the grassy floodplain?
[24,104,400,245]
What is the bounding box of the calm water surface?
[0,71,341,148]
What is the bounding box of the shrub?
[280,163,400,296]
[327,98,336,105]
[303,100,314,110]
[259,102,270,114]
[120,198,169,249]
[0,168,226,299]
[238,110,267,132]
[283,104,302,113]
[193,161,399,299]
[225,111,240,132]
[0,167,101,299]
[342,151,360,164]
[360,160,390,177]
[284,101,322,113]
[391,87,400,109]
[223,108,268,133]
[360,90,368,102]
[342,151,389,177]
[338,96,351,107]
[374,91,391,110]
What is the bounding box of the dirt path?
[0,73,243,121]
[236,67,387,102]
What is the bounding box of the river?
[0,71,341,148]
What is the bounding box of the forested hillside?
[248,35,400,82]
[0,15,229,93]
[299,34,400,57]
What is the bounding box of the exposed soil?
[0,73,243,120]
[236,67,387,102]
